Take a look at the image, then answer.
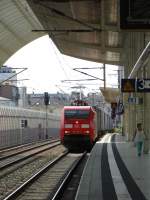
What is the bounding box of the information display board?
[120,0,150,29]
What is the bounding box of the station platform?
[75,133,150,200]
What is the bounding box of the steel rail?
[0,139,58,153]
[51,152,87,200]
[3,151,69,200]
[0,139,60,161]
[0,142,61,170]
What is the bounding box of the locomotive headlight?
[85,130,90,134]
[81,124,89,128]
[65,131,70,134]
[65,124,73,128]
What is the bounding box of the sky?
[5,35,118,95]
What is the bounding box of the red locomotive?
[60,105,98,151]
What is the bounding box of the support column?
[122,32,145,141]
[143,62,150,153]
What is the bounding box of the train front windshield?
[64,110,90,119]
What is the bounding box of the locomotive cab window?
[64,110,90,119]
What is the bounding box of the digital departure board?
[120,0,150,29]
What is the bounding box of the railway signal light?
[44,92,49,106]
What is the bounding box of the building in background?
[0,66,111,115]
[87,92,105,107]
[18,87,28,107]
[27,92,70,107]
[0,85,19,106]
[27,92,71,113]
[0,66,17,86]
[0,66,19,106]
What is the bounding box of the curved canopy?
[0,0,44,65]
[27,0,122,66]
[0,0,122,67]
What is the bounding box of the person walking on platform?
[134,123,146,156]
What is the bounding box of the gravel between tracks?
[15,154,81,200]
[0,145,66,200]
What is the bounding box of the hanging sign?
[121,79,150,93]
[137,79,150,92]
[121,79,136,92]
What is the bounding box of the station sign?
[121,79,135,92]
[128,97,136,104]
[128,97,143,104]
[137,79,150,92]
[121,79,150,93]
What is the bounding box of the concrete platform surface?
[75,133,150,200]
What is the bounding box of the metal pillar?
[45,105,48,139]
[103,63,106,90]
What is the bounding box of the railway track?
[0,141,61,170]
[52,152,88,200]
[3,152,87,200]
[0,143,66,200]
[0,139,59,159]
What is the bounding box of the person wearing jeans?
[134,123,146,156]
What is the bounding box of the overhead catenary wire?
[49,39,101,91]
[60,55,97,87]
[50,40,71,81]
[46,37,105,92]
[73,68,104,81]
[61,55,104,82]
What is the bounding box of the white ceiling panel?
[0,0,44,65]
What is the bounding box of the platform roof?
[0,0,44,65]
[0,0,123,103]
[0,0,122,66]
[27,0,122,66]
